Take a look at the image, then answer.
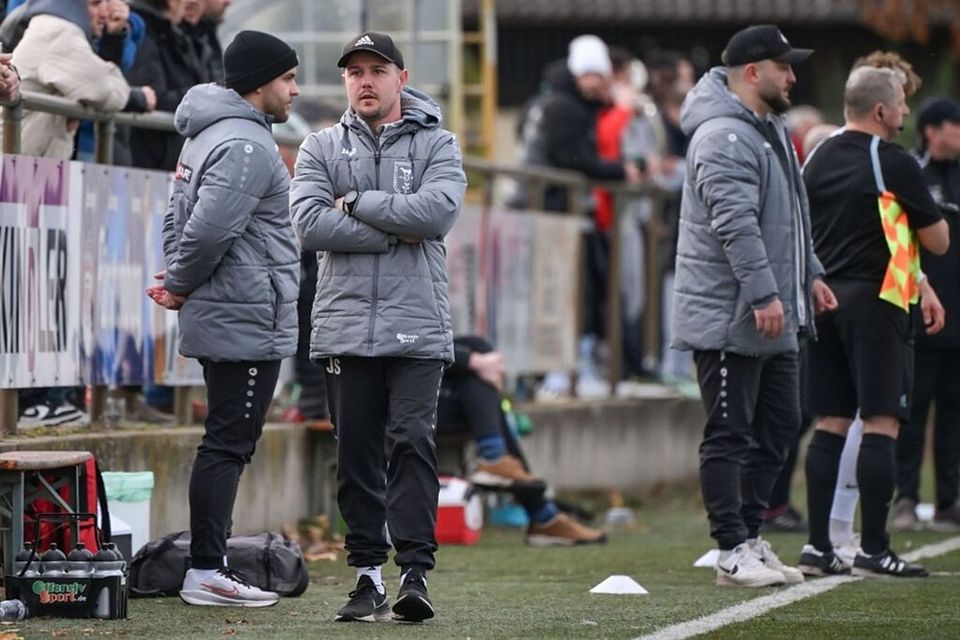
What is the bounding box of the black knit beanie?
[223,30,299,96]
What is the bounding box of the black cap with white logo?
[337,32,405,69]
[721,25,813,67]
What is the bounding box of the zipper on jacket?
[367,148,382,354]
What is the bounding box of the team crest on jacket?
[393,160,413,194]
[175,163,193,183]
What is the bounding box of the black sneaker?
[852,549,928,578]
[797,544,851,577]
[392,568,434,622]
[334,575,391,622]
[762,505,808,533]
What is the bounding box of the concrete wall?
[0,396,705,537]
[522,397,705,491]
[0,425,311,541]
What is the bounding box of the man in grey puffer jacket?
[147,30,300,608]
[290,32,465,623]
[672,25,836,588]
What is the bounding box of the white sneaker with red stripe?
[179,568,280,607]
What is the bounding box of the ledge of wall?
[0,395,705,539]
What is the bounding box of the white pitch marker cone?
[589,575,648,595]
[694,548,720,568]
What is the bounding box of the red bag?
[24,458,111,553]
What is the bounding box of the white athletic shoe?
[715,543,786,587]
[751,536,804,584]
[179,568,279,607]
[833,534,862,569]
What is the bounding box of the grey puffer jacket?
[162,84,300,362]
[290,87,466,363]
[672,67,823,356]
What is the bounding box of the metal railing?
[0,90,670,433]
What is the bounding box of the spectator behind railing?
[509,35,643,399]
[4,0,155,159]
[182,0,228,85]
[76,0,151,165]
[0,49,19,102]
[127,0,208,171]
[6,0,156,428]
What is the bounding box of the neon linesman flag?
[871,136,921,311]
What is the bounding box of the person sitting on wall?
[439,335,608,546]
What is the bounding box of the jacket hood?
[680,66,759,137]
[174,84,272,138]
[21,0,91,39]
[339,85,443,131]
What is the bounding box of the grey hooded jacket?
[290,87,466,363]
[672,67,823,355]
[162,84,300,362]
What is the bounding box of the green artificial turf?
[13,486,960,639]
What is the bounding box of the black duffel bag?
[129,531,310,598]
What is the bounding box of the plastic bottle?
[67,542,95,576]
[92,545,124,620]
[0,599,28,621]
[14,542,38,577]
[40,543,67,576]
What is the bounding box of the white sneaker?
[179,568,279,607]
[833,534,862,569]
[715,543,786,587]
[19,402,89,428]
[751,537,804,584]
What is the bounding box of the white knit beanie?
[567,35,612,78]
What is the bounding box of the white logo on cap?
[354,35,375,47]
[779,31,789,44]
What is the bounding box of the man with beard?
[672,25,836,587]
[291,32,465,623]
[146,30,300,606]
[799,66,948,578]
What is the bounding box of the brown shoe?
[932,501,960,532]
[525,513,607,547]
[891,497,919,532]
[469,455,542,488]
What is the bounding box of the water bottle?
[92,545,124,620]
[0,599,28,621]
[40,544,67,576]
[67,542,95,576]
[14,543,38,577]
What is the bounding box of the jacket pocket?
[269,274,282,330]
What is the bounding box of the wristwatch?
[342,190,359,215]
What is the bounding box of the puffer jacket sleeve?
[693,130,778,308]
[38,20,130,112]
[290,136,394,253]
[350,132,466,239]
[164,140,273,296]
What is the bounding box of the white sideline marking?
[634,536,960,640]
[900,536,960,562]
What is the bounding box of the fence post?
[605,187,624,395]
[95,119,115,166]
[1,98,23,434]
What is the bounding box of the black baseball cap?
[721,25,813,67]
[917,96,960,132]
[337,32,405,69]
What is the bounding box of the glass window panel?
[408,42,448,87]
[415,0,448,31]
[367,0,409,31]
[313,43,350,85]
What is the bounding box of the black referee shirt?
[803,130,942,282]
